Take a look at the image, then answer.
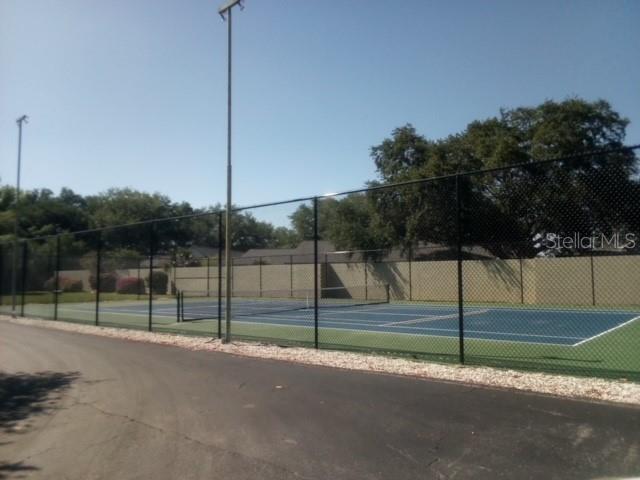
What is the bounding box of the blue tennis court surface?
[98,300,640,347]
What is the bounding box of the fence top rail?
[3,144,638,244]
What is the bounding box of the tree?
[368,98,638,257]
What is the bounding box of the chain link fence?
[2,146,639,380]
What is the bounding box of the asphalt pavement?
[0,321,638,479]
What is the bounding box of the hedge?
[116,277,146,294]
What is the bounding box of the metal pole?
[289,254,293,297]
[455,175,464,364]
[148,223,155,332]
[313,197,319,349]
[217,213,223,338]
[223,6,233,343]
[95,232,102,326]
[11,115,28,317]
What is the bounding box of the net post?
[147,223,155,332]
[259,257,263,297]
[217,212,223,338]
[19,241,27,317]
[54,235,61,320]
[455,175,465,364]
[313,197,319,349]
[95,231,102,326]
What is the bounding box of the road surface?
[0,321,638,479]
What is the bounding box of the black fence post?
[313,197,319,349]
[217,212,223,339]
[20,242,27,317]
[136,258,141,300]
[289,255,293,298]
[324,253,328,288]
[54,235,61,320]
[519,257,524,304]
[408,246,413,302]
[364,258,368,300]
[95,232,102,326]
[590,249,596,306]
[206,256,211,297]
[455,175,465,364]
[148,223,155,332]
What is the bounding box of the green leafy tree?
[369,98,638,256]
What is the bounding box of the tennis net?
[177,284,390,322]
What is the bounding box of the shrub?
[88,272,118,292]
[43,276,84,292]
[116,276,145,294]
[146,271,168,295]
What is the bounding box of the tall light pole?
[11,115,28,317]
[218,0,243,343]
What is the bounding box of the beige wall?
[232,265,260,295]
[410,260,458,302]
[593,256,640,306]
[463,259,522,304]
[75,254,638,307]
[56,270,90,290]
[523,257,593,306]
[367,262,410,301]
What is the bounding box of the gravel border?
[3,315,639,406]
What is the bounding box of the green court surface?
[2,292,639,381]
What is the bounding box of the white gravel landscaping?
[3,314,639,406]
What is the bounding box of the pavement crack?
[386,444,419,465]
[62,393,317,480]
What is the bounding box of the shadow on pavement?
[0,371,79,479]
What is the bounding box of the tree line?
[1,98,638,270]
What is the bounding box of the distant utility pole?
[11,115,28,317]
[218,0,244,343]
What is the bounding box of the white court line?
[382,309,489,326]
[321,308,432,317]
[61,302,616,344]
[54,305,577,346]
[228,313,583,341]
[572,315,640,347]
[381,302,640,316]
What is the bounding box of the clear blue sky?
[1,0,639,215]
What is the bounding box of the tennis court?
[59,295,640,347]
